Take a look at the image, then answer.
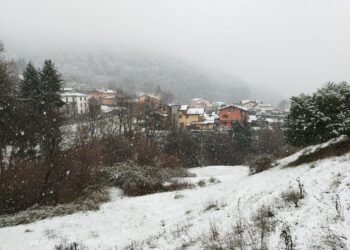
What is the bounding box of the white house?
[241,100,258,110]
[61,89,90,117]
[253,103,275,113]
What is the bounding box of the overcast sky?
[1,0,350,96]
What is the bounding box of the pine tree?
[36,60,64,204]
[231,120,252,151]
[19,62,42,156]
[39,60,64,160]
[0,44,20,164]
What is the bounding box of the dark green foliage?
[164,129,200,168]
[18,62,42,156]
[0,47,20,163]
[39,60,65,159]
[231,120,252,151]
[285,82,350,146]
[203,132,240,165]
[19,60,64,159]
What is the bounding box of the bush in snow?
[102,162,193,196]
[55,239,86,250]
[285,82,350,147]
[249,155,273,175]
[286,135,350,167]
[279,222,294,250]
[281,179,305,208]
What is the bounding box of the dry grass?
[286,136,350,167]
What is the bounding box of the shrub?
[249,155,273,175]
[103,163,193,196]
[281,179,305,208]
[251,205,277,249]
[198,179,206,187]
[55,239,86,250]
[279,222,294,250]
[203,200,220,212]
[286,136,350,167]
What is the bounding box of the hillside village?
[60,87,288,131]
[2,0,350,249]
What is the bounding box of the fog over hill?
[10,47,283,104]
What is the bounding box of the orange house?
[219,105,248,129]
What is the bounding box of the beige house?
[138,94,162,106]
[178,106,205,129]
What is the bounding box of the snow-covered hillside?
[0,150,349,249]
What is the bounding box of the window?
[179,115,182,119]
[66,97,68,103]
[80,97,82,101]
[223,114,229,118]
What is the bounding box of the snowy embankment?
[1,150,350,249]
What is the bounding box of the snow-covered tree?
[285,82,350,146]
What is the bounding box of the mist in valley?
[1,0,350,103]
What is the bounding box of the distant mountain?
[10,47,282,104]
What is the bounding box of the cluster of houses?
[60,87,287,130]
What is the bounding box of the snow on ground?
[1,152,350,249]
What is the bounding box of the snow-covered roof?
[191,98,202,102]
[192,120,215,125]
[248,115,257,122]
[187,108,205,115]
[241,100,256,105]
[63,87,74,92]
[104,96,116,99]
[219,104,248,111]
[138,93,160,99]
[179,105,189,111]
[97,89,116,94]
[256,103,274,108]
[61,92,88,97]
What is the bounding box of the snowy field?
[0,151,350,249]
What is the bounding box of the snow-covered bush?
[281,179,305,208]
[249,155,273,175]
[285,82,350,147]
[103,163,193,196]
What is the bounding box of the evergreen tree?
[285,82,350,146]
[231,120,252,151]
[39,60,64,160]
[0,44,20,164]
[19,62,42,156]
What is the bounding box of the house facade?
[191,98,212,109]
[61,90,90,117]
[138,94,162,107]
[219,105,248,129]
[178,106,205,129]
[241,100,258,110]
[89,89,117,106]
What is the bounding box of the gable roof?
[219,104,248,111]
[241,100,257,105]
[179,105,189,111]
[186,108,205,115]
